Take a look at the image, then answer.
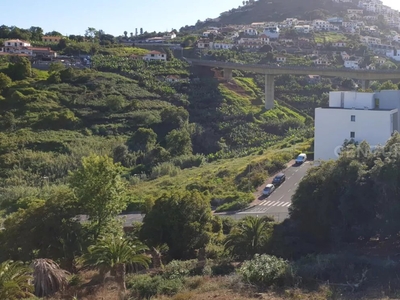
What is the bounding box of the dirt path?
[250,160,296,206]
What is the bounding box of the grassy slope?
[204,0,355,26]
[0,58,311,212]
[126,76,311,206]
[131,138,311,201]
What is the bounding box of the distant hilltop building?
[263,26,279,39]
[0,39,57,58]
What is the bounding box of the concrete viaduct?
[186,58,400,109]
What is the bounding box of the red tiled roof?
[4,39,30,44]
[28,47,54,52]
[147,50,164,55]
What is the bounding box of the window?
[351,115,356,122]
[350,132,355,138]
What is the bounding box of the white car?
[263,184,275,196]
[295,153,307,165]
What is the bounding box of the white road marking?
[294,183,298,186]
[269,201,276,206]
[288,189,291,192]
[277,196,284,202]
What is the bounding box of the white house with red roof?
[0,39,57,58]
[143,50,167,61]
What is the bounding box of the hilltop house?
[294,25,312,34]
[244,28,258,36]
[143,51,167,61]
[130,51,167,61]
[386,49,400,61]
[344,59,361,69]
[360,36,381,45]
[163,32,177,40]
[42,36,62,43]
[213,42,235,50]
[276,56,287,63]
[197,39,212,49]
[332,41,347,48]
[0,39,57,58]
[263,26,280,39]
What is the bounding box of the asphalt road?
[216,161,313,222]
[92,162,313,227]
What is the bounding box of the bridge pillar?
[361,80,370,90]
[265,74,275,110]
[223,69,233,80]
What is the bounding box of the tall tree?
[69,155,127,240]
[6,57,31,80]
[0,72,12,90]
[166,128,192,156]
[128,128,157,152]
[29,26,44,40]
[140,190,214,259]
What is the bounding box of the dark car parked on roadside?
[272,173,286,186]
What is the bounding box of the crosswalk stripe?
[269,201,276,206]
[277,202,286,207]
[262,201,272,206]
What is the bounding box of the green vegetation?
[313,32,349,44]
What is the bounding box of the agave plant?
[32,258,70,297]
[0,260,34,299]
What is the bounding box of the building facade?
[314,91,400,161]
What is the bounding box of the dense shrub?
[150,162,180,179]
[163,260,197,280]
[171,154,205,169]
[127,274,184,299]
[238,254,289,287]
[215,200,248,212]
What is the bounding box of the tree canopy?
[140,190,215,259]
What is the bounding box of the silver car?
[263,184,275,196]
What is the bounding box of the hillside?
[0,55,317,214]
[202,0,357,27]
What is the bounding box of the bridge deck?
[188,58,400,80]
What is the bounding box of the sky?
[1,0,400,36]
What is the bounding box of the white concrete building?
[244,28,258,36]
[386,49,400,61]
[344,60,360,69]
[143,51,167,61]
[314,91,400,160]
[263,26,280,39]
[213,42,235,50]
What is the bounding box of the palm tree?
[32,259,70,297]
[80,235,150,292]
[225,216,274,259]
[0,260,34,299]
